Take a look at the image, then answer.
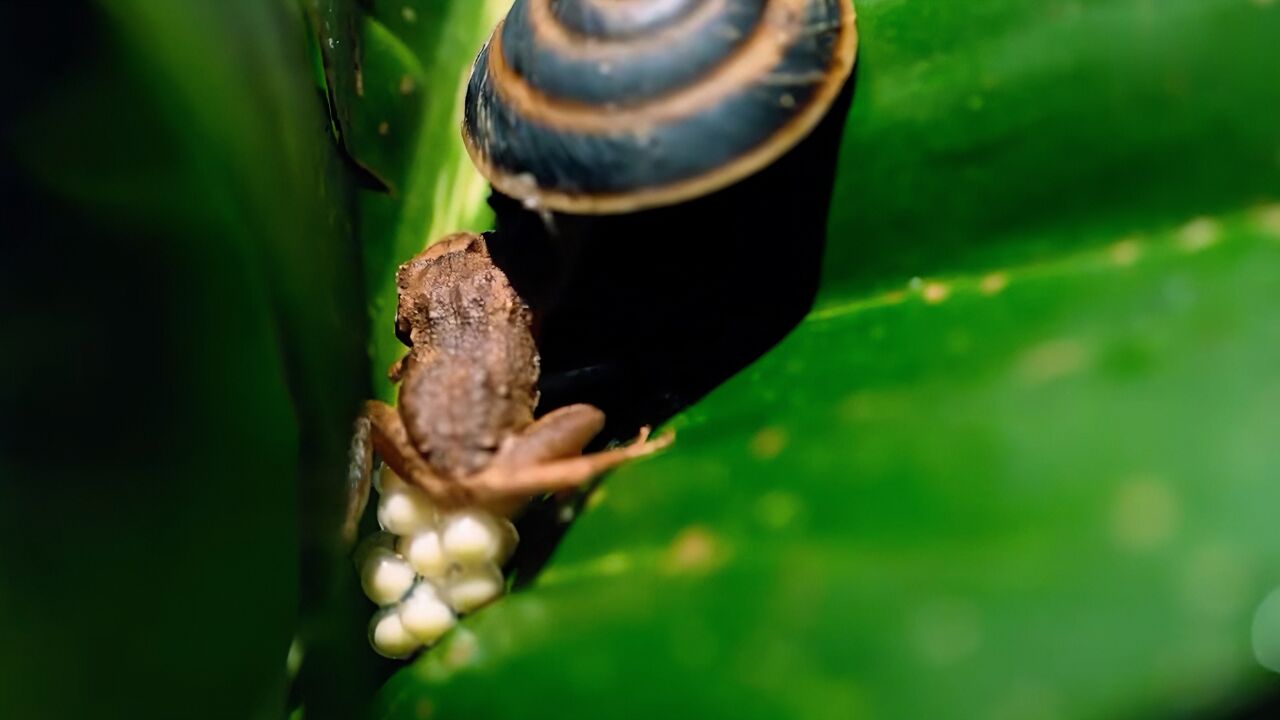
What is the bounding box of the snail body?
[464,0,858,214]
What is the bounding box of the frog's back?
[393,234,539,478]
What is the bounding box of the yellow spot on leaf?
[1109,476,1180,552]
[1255,203,1280,239]
[399,74,416,95]
[1178,217,1221,252]
[402,6,418,23]
[442,629,478,670]
[664,526,724,575]
[377,121,390,136]
[979,272,1009,295]
[750,426,788,459]
[595,551,631,576]
[921,281,951,304]
[1108,237,1142,266]
[1017,338,1091,383]
[584,486,607,510]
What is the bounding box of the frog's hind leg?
[494,404,607,467]
[474,408,674,506]
[353,401,468,521]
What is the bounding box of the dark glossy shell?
[463,0,858,214]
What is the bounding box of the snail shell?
[463,0,858,214]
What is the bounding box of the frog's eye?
[461,234,487,255]
[394,305,414,347]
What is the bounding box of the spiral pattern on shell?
[463,0,858,214]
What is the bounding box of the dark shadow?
[1213,686,1280,720]
[485,71,859,587]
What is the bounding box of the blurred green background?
[2,1,1278,719]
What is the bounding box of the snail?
[463,0,859,215]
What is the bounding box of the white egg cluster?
[355,467,517,659]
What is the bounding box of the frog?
[346,232,672,537]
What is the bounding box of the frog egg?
[377,482,437,536]
[443,562,505,614]
[399,529,449,579]
[369,607,422,659]
[360,547,416,606]
[398,582,457,644]
[351,531,397,572]
[441,510,518,565]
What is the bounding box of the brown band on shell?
[487,0,809,129]
[464,2,858,214]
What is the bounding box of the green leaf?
[383,208,1280,719]
[2,2,366,719]
[315,0,512,398]
[367,0,1280,717]
[822,0,1280,294]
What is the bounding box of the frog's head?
[393,233,490,349]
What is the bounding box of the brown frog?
[347,233,672,535]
